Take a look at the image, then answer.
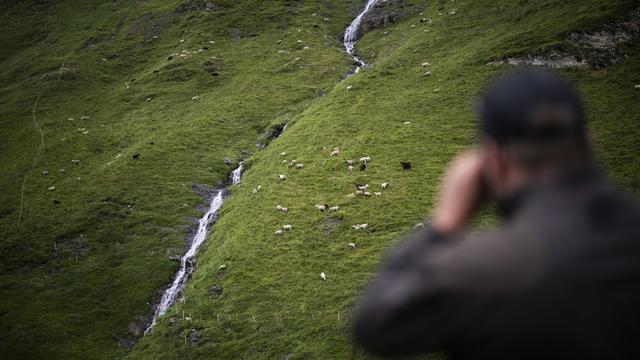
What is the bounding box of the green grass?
[1,0,639,359]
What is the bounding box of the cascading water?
[344,0,381,75]
[145,163,243,334]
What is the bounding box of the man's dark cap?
[477,69,586,144]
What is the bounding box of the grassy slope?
[131,0,640,359]
[0,0,365,358]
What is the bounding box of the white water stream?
[344,0,381,75]
[145,163,243,334]
[144,0,376,335]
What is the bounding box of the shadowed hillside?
[1,0,639,359]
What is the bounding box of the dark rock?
[361,0,408,34]
[132,153,141,160]
[191,183,215,202]
[401,161,412,170]
[188,328,204,343]
[52,199,61,205]
[229,27,242,42]
[175,1,218,14]
[208,285,223,298]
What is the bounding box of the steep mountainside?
[1,0,639,359]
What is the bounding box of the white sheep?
[348,165,354,172]
[192,95,200,101]
[424,71,433,77]
[635,85,640,89]
[218,264,227,270]
[252,188,258,195]
[279,174,286,181]
[364,191,372,197]
[282,160,289,165]
[48,186,56,191]
[357,184,369,191]
[257,185,262,191]
[346,160,355,165]
[329,206,340,212]
[347,243,356,249]
[352,223,368,230]
[59,169,66,174]
[346,193,356,198]
[359,156,371,164]
[421,62,431,68]
[275,229,283,236]
[283,225,292,231]
[42,170,49,176]
[381,182,389,189]
[355,190,364,196]
[280,152,287,156]
[276,205,289,213]
[320,272,327,281]
[295,163,304,169]
[330,148,340,157]
[346,85,353,91]
[71,159,80,165]
[415,223,425,230]
[314,204,327,211]
[374,192,382,197]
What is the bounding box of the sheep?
[320,272,327,281]
[80,115,90,120]
[424,71,433,77]
[415,223,425,230]
[374,192,382,197]
[218,264,227,270]
[42,170,49,176]
[347,243,356,249]
[346,160,355,165]
[303,46,310,50]
[314,204,327,211]
[352,223,368,230]
[252,188,259,195]
[323,17,330,22]
[276,205,289,213]
[275,229,283,236]
[48,186,56,191]
[71,159,80,165]
[635,85,640,89]
[59,169,66,175]
[295,163,304,169]
[381,182,389,189]
[355,190,364,196]
[356,184,369,191]
[192,95,200,101]
[348,165,354,172]
[279,174,286,181]
[359,156,371,164]
[449,9,457,15]
[329,206,340,212]
[280,152,287,156]
[257,185,262,191]
[330,148,340,157]
[297,39,303,43]
[346,85,353,91]
[346,193,356,198]
[282,225,292,231]
[364,191,372,197]
[422,62,431,68]
[282,160,289,165]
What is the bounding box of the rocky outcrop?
[361,0,409,34]
[489,7,640,69]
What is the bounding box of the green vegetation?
[1,0,639,359]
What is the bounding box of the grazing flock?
[247,145,425,281]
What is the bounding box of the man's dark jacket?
[353,165,640,359]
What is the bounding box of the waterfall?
[343,0,381,75]
[144,163,243,334]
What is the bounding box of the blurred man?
[353,70,640,359]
